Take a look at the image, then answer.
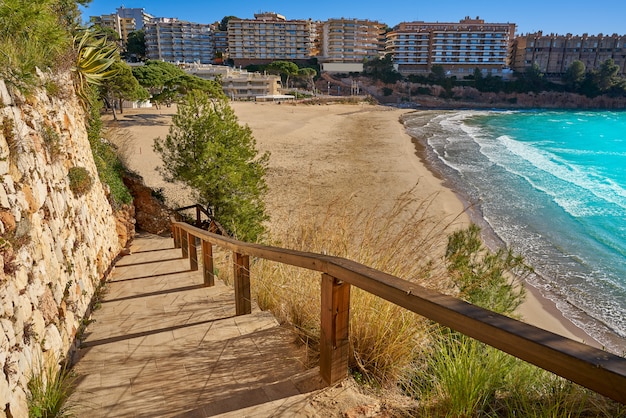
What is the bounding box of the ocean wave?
[493,135,626,216]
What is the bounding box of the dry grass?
[250,189,462,384]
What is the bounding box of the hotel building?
[512,32,626,76]
[227,12,317,66]
[386,17,516,77]
[319,18,385,73]
[145,18,214,64]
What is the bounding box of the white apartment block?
[145,18,214,64]
[386,17,516,76]
[227,12,316,66]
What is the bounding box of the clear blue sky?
[80,1,626,36]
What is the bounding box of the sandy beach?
[105,100,598,347]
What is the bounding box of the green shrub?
[27,357,77,418]
[85,88,132,207]
[0,0,74,91]
[68,166,92,196]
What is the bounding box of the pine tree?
[154,91,270,242]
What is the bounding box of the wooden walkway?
[70,233,323,417]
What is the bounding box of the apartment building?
[145,18,214,64]
[90,7,153,47]
[116,7,154,30]
[512,32,626,76]
[184,63,282,100]
[320,18,384,73]
[386,16,516,77]
[227,12,316,66]
[90,14,136,46]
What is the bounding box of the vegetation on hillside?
[361,55,626,99]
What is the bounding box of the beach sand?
[105,101,598,347]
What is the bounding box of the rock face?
[123,172,173,235]
[0,73,124,416]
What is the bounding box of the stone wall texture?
[0,73,123,417]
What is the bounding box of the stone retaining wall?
[0,73,124,417]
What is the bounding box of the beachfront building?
[115,7,154,30]
[184,63,282,100]
[227,12,317,66]
[511,32,626,76]
[145,18,214,64]
[319,18,385,73]
[386,16,516,77]
[90,7,154,46]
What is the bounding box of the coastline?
[108,101,601,349]
[401,109,602,348]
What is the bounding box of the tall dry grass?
[240,188,625,416]
[251,189,462,384]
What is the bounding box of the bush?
[68,166,93,196]
[85,88,132,207]
[0,0,75,90]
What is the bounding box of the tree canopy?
[154,91,270,241]
[219,15,238,32]
[132,60,223,106]
[100,60,149,119]
[125,29,145,61]
[266,61,299,88]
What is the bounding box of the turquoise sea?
[404,110,626,354]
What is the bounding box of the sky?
[80,1,626,36]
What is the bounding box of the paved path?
[71,232,324,417]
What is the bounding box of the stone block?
[0,80,12,106]
[8,385,27,418]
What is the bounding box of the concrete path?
[70,232,324,417]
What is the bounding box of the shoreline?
[110,102,603,350]
[401,110,603,348]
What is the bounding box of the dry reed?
[251,188,463,385]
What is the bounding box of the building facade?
[227,12,316,66]
[386,17,516,77]
[115,7,154,30]
[319,18,384,73]
[90,14,136,47]
[512,32,626,76]
[145,18,214,64]
[184,63,282,100]
[90,7,154,47]
[321,18,384,62]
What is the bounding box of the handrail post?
[233,251,251,315]
[320,273,350,385]
[172,224,181,248]
[202,240,214,287]
[188,234,198,271]
[181,230,189,259]
[196,205,202,227]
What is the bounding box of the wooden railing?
[171,220,626,404]
[174,204,228,235]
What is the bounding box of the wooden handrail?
[171,220,626,404]
[174,204,228,235]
